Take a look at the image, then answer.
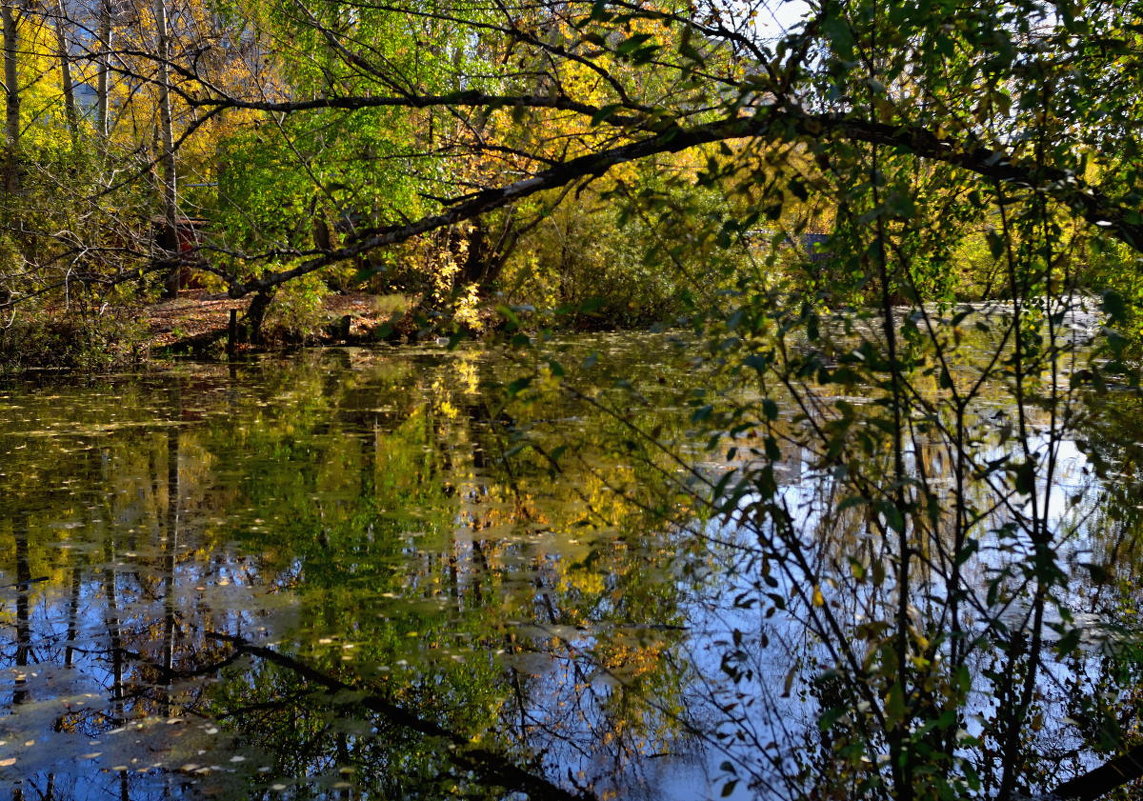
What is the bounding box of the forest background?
[3,0,1141,365]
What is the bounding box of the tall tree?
[51,0,78,142]
[2,0,22,194]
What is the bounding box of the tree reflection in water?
[0,341,700,800]
[0,333,1139,800]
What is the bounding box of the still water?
[0,332,1138,800]
[0,337,734,801]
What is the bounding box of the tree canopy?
[3,0,1143,328]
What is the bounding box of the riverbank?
[146,289,402,353]
[0,290,417,373]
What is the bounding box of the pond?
[0,328,1140,801]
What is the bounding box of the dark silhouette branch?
[191,89,646,126]
[207,631,598,801]
[1036,743,1143,801]
[226,106,1143,297]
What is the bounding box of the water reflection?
[0,341,707,800]
[0,334,1139,800]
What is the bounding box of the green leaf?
[615,33,654,56]
[692,404,714,423]
[1056,627,1082,657]
[1080,562,1111,584]
[744,353,770,372]
[1014,460,1036,495]
[886,682,906,723]
[590,104,623,126]
[577,296,605,314]
[761,398,778,420]
[880,502,905,534]
[986,231,1005,260]
[507,376,532,396]
[954,538,979,566]
[838,494,868,512]
[1103,290,1127,324]
[821,16,854,60]
[679,38,703,63]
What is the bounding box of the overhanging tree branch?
[230,107,1143,297]
[191,89,648,126]
[1034,742,1143,800]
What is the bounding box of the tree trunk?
[13,514,30,705]
[161,396,179,715]
[95,0,112,138]
[3,0,22,194]
[153,0,179,298]
[52,0,77,142]
[246,289,274,345]
[460,214,520,297]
